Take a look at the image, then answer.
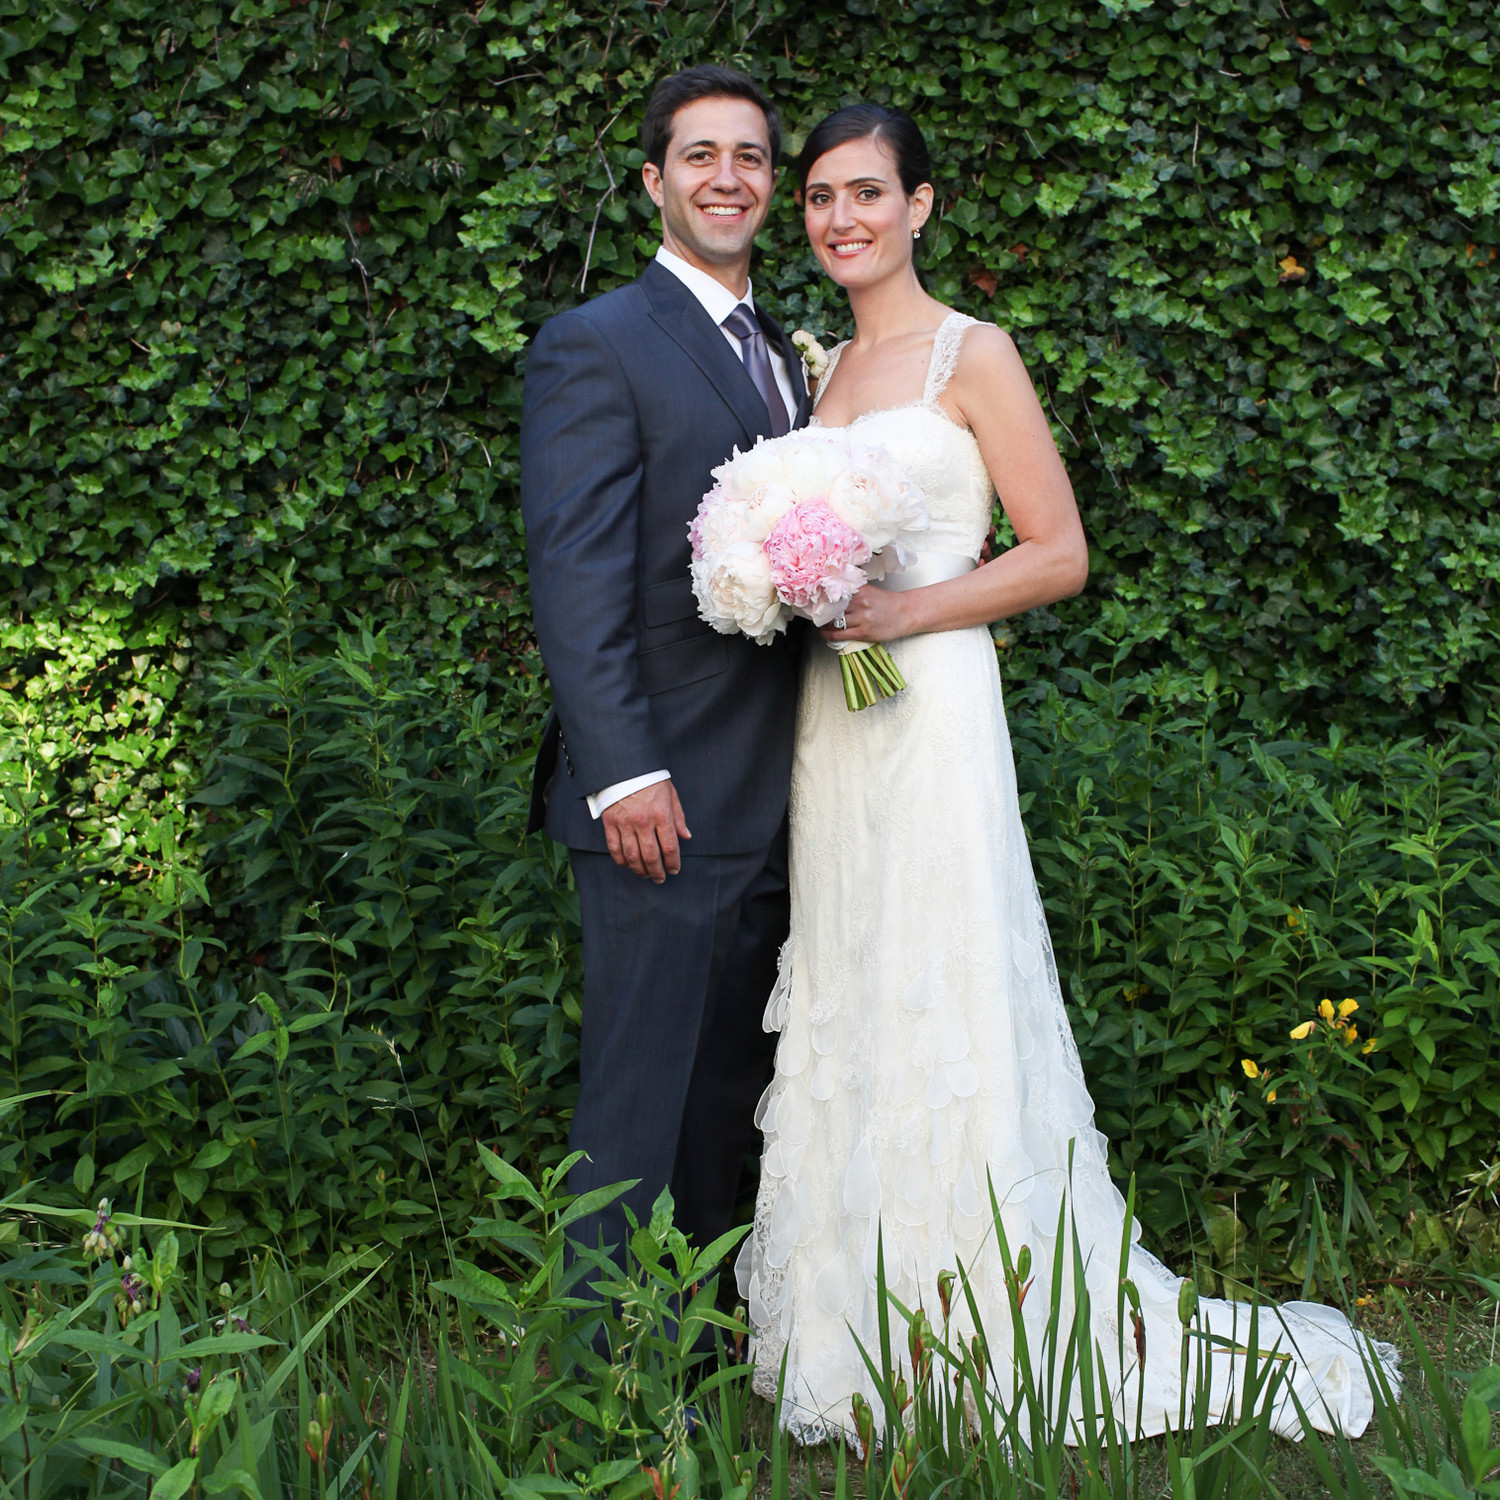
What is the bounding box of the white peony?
[850,442,926,517]
[693,542,784,643]
[691,493,750,558]
[777,437,850,503]
[826,466,899,552]
[741,482,799,543]
[719,439,787,502]
[844,438,930,575]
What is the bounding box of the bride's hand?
[819,586,912,644]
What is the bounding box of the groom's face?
[643,96,775,283]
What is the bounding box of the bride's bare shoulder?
[944,322,1049,434]
[955,319,1020,362]
[951,321,1031,390]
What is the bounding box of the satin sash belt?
[873,551,978,592]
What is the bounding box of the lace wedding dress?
[736,313,1399,1444]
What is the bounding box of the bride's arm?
[822,325,1088,643]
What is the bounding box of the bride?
[735,103,1399,1444]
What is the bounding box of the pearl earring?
[913,229,921,240]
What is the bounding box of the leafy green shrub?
[7,613,1500,1283]
[3,582,570,1279]
[1013,632,1500,1287]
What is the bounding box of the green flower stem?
[839,645,908,711]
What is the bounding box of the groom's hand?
[603,781,692,883]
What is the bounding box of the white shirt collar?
[654,245,754,327]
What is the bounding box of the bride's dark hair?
[795,103,932,196]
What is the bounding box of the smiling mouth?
[701,204,748,218]
[830,239,873,257]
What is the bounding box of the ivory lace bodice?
[812,312,994,560]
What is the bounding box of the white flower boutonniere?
[791,329,830,383]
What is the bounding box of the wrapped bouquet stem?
[689,431,931,711]
[830,639,907,712]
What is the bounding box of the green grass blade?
[385,1364,414,1499]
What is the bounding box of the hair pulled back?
[795,103,932,196]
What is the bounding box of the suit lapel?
[642,261,770,444]
[761,309,813,429]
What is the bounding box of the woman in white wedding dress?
[736,105,1399,1445]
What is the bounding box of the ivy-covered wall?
[2,0,1498,861]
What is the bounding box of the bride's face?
[802,137,932,290]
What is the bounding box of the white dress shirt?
[586,246,805,820]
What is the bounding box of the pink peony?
[762,499,872,626]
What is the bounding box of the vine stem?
[9,1358,31,1500]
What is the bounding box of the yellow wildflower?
[1318,998,1336,1023]
[1286,910,1303,931]
[1241,1059,1260,1079]
[1362,1038,1377,1055]
[1337,999,1359,1019]
[1344,1025,1359,1045]
[1290,1021,1315,1040]
[1267,1089,1277,1103]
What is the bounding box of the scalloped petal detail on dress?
[843,1137,882,1218]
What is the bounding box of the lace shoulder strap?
[922,312,981,409]
[811,340,849,413]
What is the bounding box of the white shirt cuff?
[587,769,671,819]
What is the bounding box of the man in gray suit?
[521,65,810,1267]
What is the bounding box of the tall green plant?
[10,1165,1500,1499]
[2,579,572,1280]
[1011,645,1500,1283]
[749,1178,1442,1500]
[0,1161,759,1500]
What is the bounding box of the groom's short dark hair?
[642,65,781,172]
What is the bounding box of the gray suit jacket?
[520,260,813,854]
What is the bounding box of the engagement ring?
[834,614,846,630]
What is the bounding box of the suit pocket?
[636,632,728,696]
[643,576,701,629]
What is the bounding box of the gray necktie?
[723,304,790,437]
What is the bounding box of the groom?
[521,65,810,1267]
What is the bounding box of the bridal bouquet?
[688,430,929,710]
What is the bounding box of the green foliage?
[8,1178,1496,1500]
[1365,1302,1500,1499]
[1013,626,1500,1288]
[8,614,1500,1283]
[0,1170,759,1498]
[2,592,573,1278]
[5,0,1500,1315]
[3,0,1499,868]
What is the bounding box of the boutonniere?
[791,329,829,383]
